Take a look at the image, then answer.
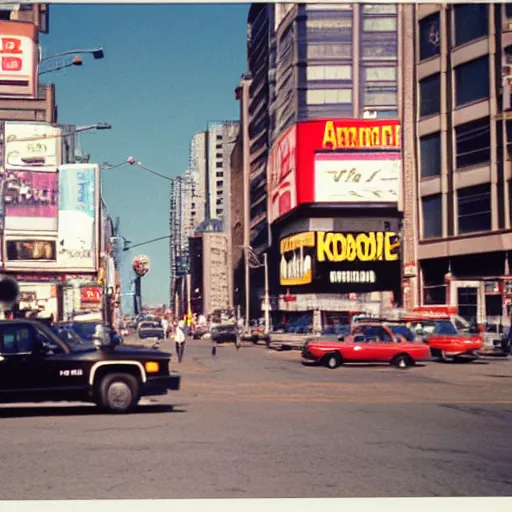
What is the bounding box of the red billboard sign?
[81,286,102,304]
[267,119,401,224]
[267,124,297,224]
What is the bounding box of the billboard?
[4,170,58,231]
[279,230,401,293]
[57,164,99,271]
[314,152,400,204]
[267,119,401,224]
[0,20,38,98]
[267,124,297,225]
[4,122,62,172]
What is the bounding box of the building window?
[507,5,512,19]
[306,3,352,10]
[454,57,489,107]
[455,117,490,169]
[215,144,222,149]
[216,199,222,206]
[306,88,352,105]
[362,17,397,32]
[306,65,352,81]
[419,73,441,117]
[422,195,443,239]
[362,5,397,15]
[216,135,222,140]
[307,43,352,60]
[216,171,223,178]
[216,162,223,168]
[420,132,441,178]
[216,180,223,188]
[364,85,397,106]
[216,152,223,159]
[454,4,488,47]
[419,12,440,61]
[364,66,396,81]
[457,184,492,234]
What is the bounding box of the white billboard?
[4,122,62,172]
[314,152,400,204]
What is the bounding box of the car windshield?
[388,325,415,341]
[71,322,99,340]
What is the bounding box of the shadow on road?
[0,403,186,419]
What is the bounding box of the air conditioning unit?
[363,110,378,119]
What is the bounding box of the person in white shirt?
[174,319,186,362]
[161,317,169,339]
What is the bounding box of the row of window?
[419,56,489,118]
[422,183,492,239]
[419,4,490,62]
[306,64,397,82]
[420,117,491,178]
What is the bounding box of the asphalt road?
[0,338,511,499]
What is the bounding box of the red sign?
[81,286,102,304]
[266,119,401,225]
[267,124,297,224]
[0,21,38,98]
[412,305,458,316]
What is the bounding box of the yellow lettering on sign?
[280,232,316,254]
[322,121,337,148]
[316,232,400,263]
[321,121,401,150]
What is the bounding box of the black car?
[137,321,165,340]
[0,319,180,414]
[211,324,240,346]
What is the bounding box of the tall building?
[170,122,239,314]
[189,131,207,227]
[414,3,512,325]
[206,121,239,226]
[234,2,409,326]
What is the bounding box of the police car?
[0,318,180,413]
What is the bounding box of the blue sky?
[40,3,249,306]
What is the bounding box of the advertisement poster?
[57,164,98,271]
[314,152,400,204]
[5,239,56,261]
[279,232,315,286]
[0,21,38,98]
[279,230,401,294]
[267,124,297,225]
[4,170,58,231]
[4,122,62,172]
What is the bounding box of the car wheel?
[325,353,342,369]
[99,373,139,414]
[392,354,414,369]
[440,351,454,363]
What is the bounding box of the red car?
[301,323,431,369]
[402,315,484,362]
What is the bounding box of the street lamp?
[40,47,104,62]
[4,122,112,143]
[242,245,270,334]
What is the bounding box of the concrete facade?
[414,3,512,324]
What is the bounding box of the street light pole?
[263,252,270,335]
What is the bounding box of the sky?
[40,3,249,306]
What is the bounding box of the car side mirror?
[337,335,345,341]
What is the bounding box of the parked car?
[0,318,180,413]
[301,322,431,369]
[137,321,165,340]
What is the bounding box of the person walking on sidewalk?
[175,319,186,363]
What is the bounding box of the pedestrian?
[161,316,169,339]
[174,318,186,363]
